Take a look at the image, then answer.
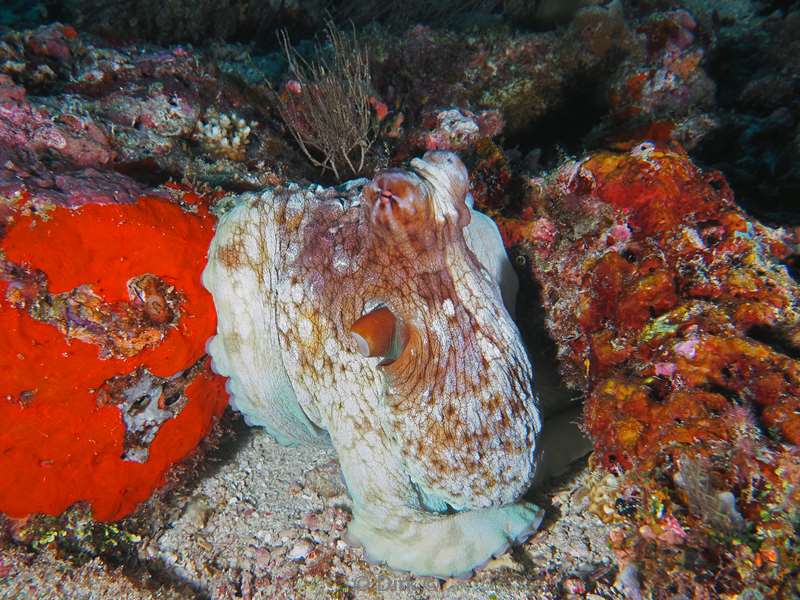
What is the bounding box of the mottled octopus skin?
[203,152,542,577]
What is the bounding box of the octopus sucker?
[203,151,548,577]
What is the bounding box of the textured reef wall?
[501,145,800,598]
[0,22,313,192]
[0,22,237,521]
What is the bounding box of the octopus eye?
[350,305,408,364]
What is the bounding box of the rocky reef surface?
[1,0,799,598]
[502,145,800,598]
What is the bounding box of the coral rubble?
[501,145,800,597]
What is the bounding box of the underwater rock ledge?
[501,144,800,599]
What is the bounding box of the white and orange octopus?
[203,152,550,577]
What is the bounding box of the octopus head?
[363,151,471,259]
[354,151,539,511]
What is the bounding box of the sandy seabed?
[1,412,621,600]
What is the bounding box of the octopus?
[202,151,544,577]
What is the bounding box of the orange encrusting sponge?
[0,195,228,521]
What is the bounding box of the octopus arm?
[202,195,327,446]
[325,400,543,578]
[347,500,544,577]
[464,201,520,315]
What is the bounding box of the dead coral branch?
[276,23,377,179]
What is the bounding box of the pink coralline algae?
[0,80,115,167]
[500,145,800,597]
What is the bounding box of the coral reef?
[1,0,799,596]
[501,145,800,597]
[366,1,740,175]
[0,23,307,192]
[203,151,543,577]
[0,184,228,521]
[370,5,636,140]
